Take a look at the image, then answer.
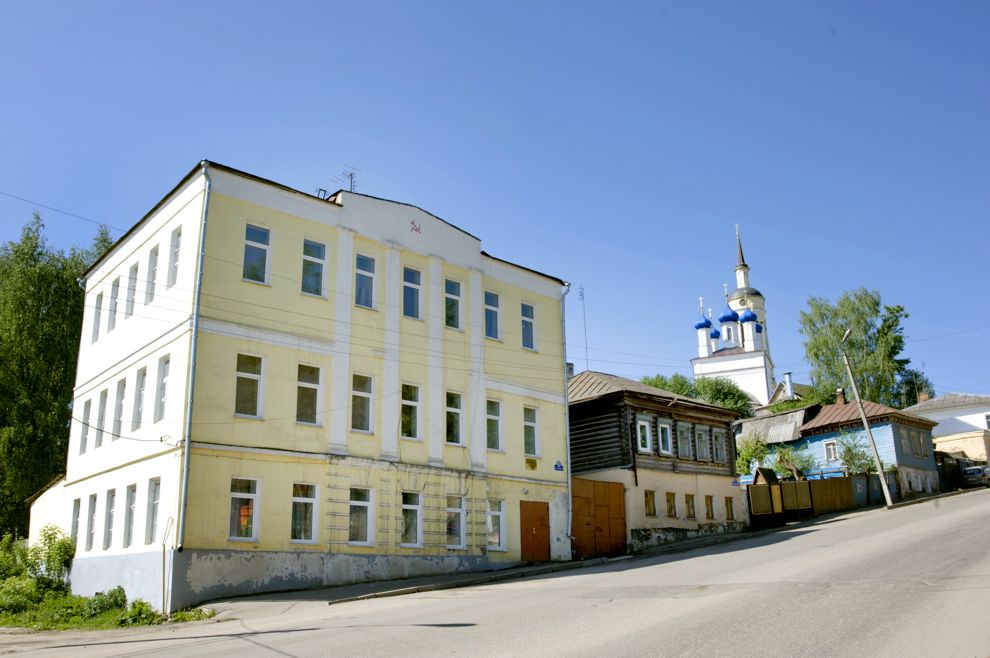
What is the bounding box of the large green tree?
[799,288,911,408]
[640,374,753,418]
[0,214,111,535]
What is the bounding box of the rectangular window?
[243,224,270,283]
[349,488,373,544]
[446,392,462,444]
[167,227,181,288]
[291,483,317,543]
[229,478,259,541]
[486,499,504,549]
[444,279,461,329]
[123,484,136,548]
[112,378,126,440]
[685,493,696,519]
[637,418,652,453]
[486,399,501,450]
[705,495,715,520]
[102,489,114,550]
[400,492,422,546]
[86,494,97,551]
[521,302,535,349]
[235,354,263,417]
[154,355,169,423]
[132,367,146,431]
[80,399,91,454]
[400,384,420,439]
[524,406,538,455]
[658,422,673,455]
[145,246,158,303]
[145,478,160,544]
[696,429,710,460]
[351,374,373,432]
[824,440,838,462]
[446,496,465,548]
[900,427,911,454]
[125,263,138,318]
[713,430,726,462]
[354,254,375,308]
[296,364,320,425]
[402,267,421,319]
[666,492,677,518]
[678,426,693,459]
[645,490,657,517]
[108,278,119,332]
[95,389,107,448]
[725,496,735,521]
[92,293,103,343]
[70,498,81,547]
[484,291,500,339]
[301,239,325,296]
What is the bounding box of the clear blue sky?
[2,1,988,395]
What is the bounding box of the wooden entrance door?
[519,500,550,562]
[571,478,627,558]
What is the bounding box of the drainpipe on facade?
[177,162,212,551]
[560,283,573,546]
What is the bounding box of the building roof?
[903,393,990,414]
[568,371,733,416]
[728,286,763,301]
[799,399,937,434]
[736,407,816,444]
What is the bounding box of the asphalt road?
[5,489,990,657]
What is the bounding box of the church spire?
[734,226,751,289]
[735,224,747,267]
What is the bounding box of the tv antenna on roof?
[332,165,361,193]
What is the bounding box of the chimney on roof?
[836,388,846,405]
[918,390,931,403]
[566,362,575,380]
[784,372,794,400]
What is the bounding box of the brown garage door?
[519,500,551,562]
[571,478,626,558]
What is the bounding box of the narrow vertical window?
[243,224,270,283]
[445,392,462,444]
[446,496,465,548]
[80,399,92,454]
[145,246,159,303]
[70,498,81,547]
[126,263,138,318]
[154,355,169,423]
[95,389,108,448]
[132,367,146,431]
[637,418,652,453]
[92,293,103,343]
[103,489,116,549]
[486,400,501,450]
[349,488,373,544]
[402,267,421,319]
[524,406,538,455]
[400,492,422,546]
[444,279,461,329]
[713,430,726,462]
[678,426,693,459]
[301,239,325,296]
[484,291,500,339]
[291,483,317,542]
[666,492,677,518]
[145,478,160,544]
[108,278,119,332]
[645,490,657,517]
[696,429,710,460]
[112,378,126,440]
[685,494,696,519]
[296,364,320,424]
[123,484,136,548]
[167,227,181,287]
[235,354,263,417]
[351,374,373,432]
[658,423,672,455]
[486,499,504,549]
[354,254,375,308]
[521,302,535,349]
[229,478,259,540]
[86,494,97,551]
[400,384,420,439]
[725,496,735,521]
[705,495,715,520]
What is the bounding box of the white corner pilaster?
[329,228,355,456]
[468,268,486,472]
[380,243,401,462]
[427,256,445,466]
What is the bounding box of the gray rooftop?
[903,393,990,414]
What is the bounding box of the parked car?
[961,466,989,488]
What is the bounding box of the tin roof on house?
[736,407,816,444]
[568,371,733,416]
[800,399,937,434]
[903,393,990,414]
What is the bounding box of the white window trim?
[400,492,423,547]
[95,389,107,448]
[521,301,536,350]
[125,263,138,318]
[91,292,103,343]
[301,238,326,297]
[354,253,376,309]
[696,429,710,461]
[154,355,169,423]
[291,482,319,545]
[351,373,374,433]
[486,499,506,551]
[484,291,501,340]
[132,367,146,431]
[86,494,97,551]
[678,426,693,460]
[348,487,375,546]
[446,495,466,549]
[145,246,159,304]
[824,440,838,462]
[234,353,264,419]
[296,363,322,426]
[446,391,463,445]
[243,224,271,285]
[80,399,91,454]
[486,399,502,452]
[402,266,422,320]
[103,488,115,550]
[637,417,653,453]
[524,406,540,456]
[713,430,726,463]
[658,422,673,455]
[112,378,126,440]
[229,477,261,542]
[108,278,119,332]
[400,383,421,440]
[444,278,462,330]
[145,477,161,545]
[167,226,181,288]
[123,484,136,549]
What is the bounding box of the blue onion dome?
[739,308,758,323]
[709,326,721,339]
[718,306,739,323]
[694,315,712,330]
[755,323,763,333]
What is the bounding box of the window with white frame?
[112,378,125,440]
[354,254,375,308]
[92,292,103,343]
[349,488,373,544]
[86,494,97,551]
[95,389,107,448]
[123,484,136,548]
[403,267,421,319]
[167,227,181,288]
[296,364,320,425]
[446,392,462,444]
[291,483,317,542]
[145,477,160,544]
[637,417,652,453]
[154,355,169,423]
[521,302,535,349]
[235,354,263,417]
[446,496,465,548]
[80,399,91,454]
[243,224,270,283]
[229,478,259,541]
[400,492,422,546]
[484,291,500,339]
[103,489,115,549]
[824,440,838,462]
[400,384,419,439]
[658,422,672,455]
[487,399,501,450]
[486,499,505,550]
[524,406,539,455]
[126,263,138,318]
[445,279,461,329]
[351,374,373,432]
[696,428,710,460]
[70,498,80,547]
[677,425,693,459]
[301,239,325,296]
[108,278,119,332]
[713,430,726,462]
[145,246,158,303]
[132,367,146,431]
